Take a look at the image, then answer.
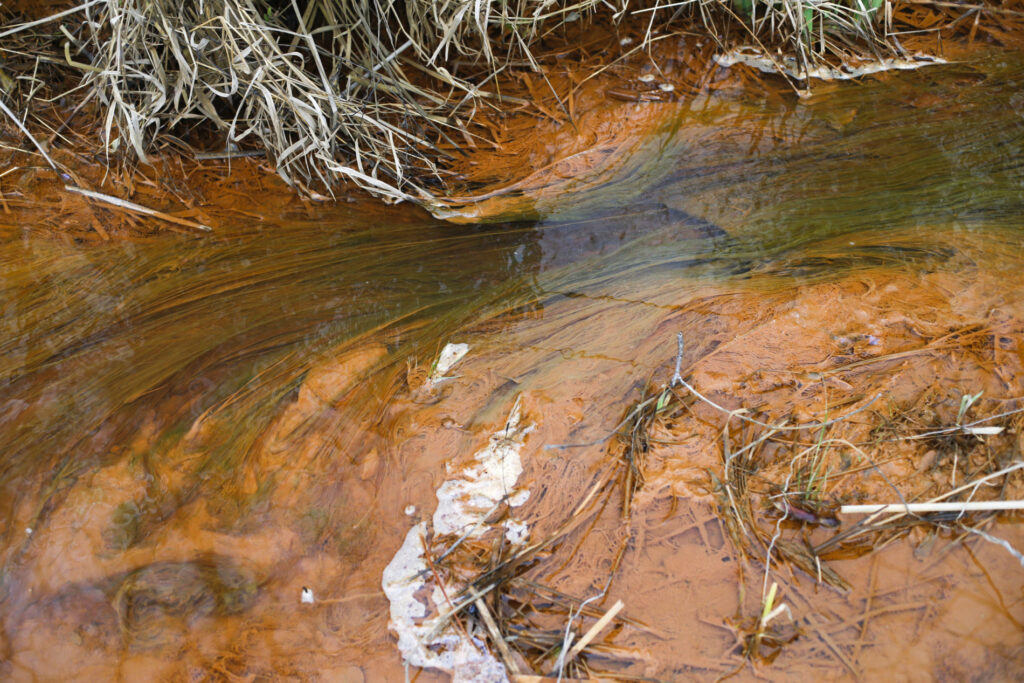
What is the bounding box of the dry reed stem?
[64,185,212,231]
[841,499,1024,514]
[559,599,625,669]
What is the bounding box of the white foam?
[381,524,508,681]
[381,398,533,680]
[503,519,530,545]
[434,399,532,541]
[715,47,946,82]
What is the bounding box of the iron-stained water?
[1,50,1022,680]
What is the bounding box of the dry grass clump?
[1,0,1015,207]
[74,0,541,201]
[5,0,609,204]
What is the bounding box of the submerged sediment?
[0,4,1022,682]
[373,226,1024,679]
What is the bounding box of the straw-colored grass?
[0,0,1010,206]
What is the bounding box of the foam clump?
[381,398,532,680]
[715,47,946,81]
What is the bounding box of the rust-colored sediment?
[1,5,1023,682]
[2,227,1021,681]
[391,229,1024,679]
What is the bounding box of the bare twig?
[559,600,625,671]
[64,185,212,231]
[674,368,881,432]
[841,500,1024,514]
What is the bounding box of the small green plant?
[957,391,983,425]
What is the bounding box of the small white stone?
[620,37,634,46]
[659,83,675,92]
[25,528,32,535]
[301,587,314,604]
[638,73,656,83]
[404,505,416,516]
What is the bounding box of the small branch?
[559,600,625,669]
[674,372,880,433]
[841,500,1024,515]
[670,331,684,387]
[816,461,1024,554]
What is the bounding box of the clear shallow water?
[1,49,1023,680]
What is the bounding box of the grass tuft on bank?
[0,0,1018,208]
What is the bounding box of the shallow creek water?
[2,50,1023,681]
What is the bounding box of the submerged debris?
[381,523,510,682]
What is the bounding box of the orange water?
[2,49,1023,681]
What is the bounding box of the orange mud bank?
[2,225,1022,681]
[2,28,719,236]
[3,6,1015,236]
